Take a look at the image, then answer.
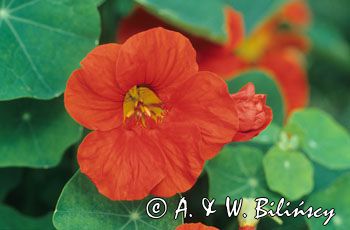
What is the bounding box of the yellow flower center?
[123,86,164,127]
[235,30,271,63]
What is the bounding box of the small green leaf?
[252,123,281,145]
[0,0,101,100]
[135,0,228,43]
[0,97,82,168]
[206,145,276,204]
[227,70,285,125]
[287,108,350,170]
[263,146,314,201]
[0,168,22,201]
[53,171,182,229]
[225,0,288,34]
[0,205,53,229]
[305,173,350,229]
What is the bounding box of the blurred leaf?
[305,173,350,229]
[0,205,53,229]
[0,0,101,100]
[287,108,350,170]
[313,162,349,193]
[135,0,228,43]
[225,0,288,34]
[206,145,276,204]
[0,168,22,201]
[252,123,281,145]
[263,146,314,201]
[309,21,350,73]
[53,171,182,229]
[227,70,285,125]
[0,97,82,168]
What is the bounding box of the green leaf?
[305,173,350,229]
[206,145,276,204]
[0,168,22,201]
[53,171,183,229]
[225,0,288,34]
[287,108,350,170]
[0,0,101,100]
[135,0,228,43]
[252,123,281,145]
[226,70,285,125]
[263,146,314,201]
[0,205,53,229]
[0,97,82,168]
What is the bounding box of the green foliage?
[227,70,285,125]
[135,0,228,43]
[53,171,182,229]
[0,168,21,201]
[252,123,281,145]
[263,146,314,201]
[206,145,276,203]
[0,97,82,168]
[0,205,53,229]
[306,173,350,229]
[286,108,350,170]
[0,0,101,100]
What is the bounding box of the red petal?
[282,0,311,26]
[168,71,239,159]
[78,128,165,200]
[116,28,198,100]
[64,44,124,131]
[150,123,204,197]
[231,83,273,142]
[176,223,219,230]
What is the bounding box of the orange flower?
[176,223,218,230]
[65,28,271,200]
[231,83,273,141]
[118,0,310,116]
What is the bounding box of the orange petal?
[150,122,204,197]
[259,49,309,116]
[282,0,311,26]
[167,71,239,159]
[64,44,124,131]
[116,28,198,100]
[231,83,273,141]
[78,128,166,200]
[176,223,219,230]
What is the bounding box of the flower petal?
[259,49,309,115]
[231,83,273,142]
[64,44,124,131]
[167,71,239,159]
[176,223,219,230]
[116,28,198,100]
[150,123,204,197]
[78,128,166,201]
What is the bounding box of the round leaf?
[135,0,228,43]
[206,145,277,204]
[0,0,101,100]
[0,97,82,168]
[287,108,350,170]
[306,173,350,229]
[227,70,285,125]
[53,171,183,229]
[263,146,314,201]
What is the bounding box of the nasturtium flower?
[176,223,218,230]
[118,0,310,116]
[65,28,272,200]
